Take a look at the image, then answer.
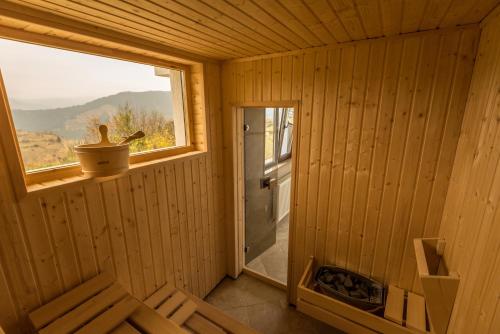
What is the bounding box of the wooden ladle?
[98,125,145,145]
[119,131,145,145]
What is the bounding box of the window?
[278,108,293,161]
[0,38,188,173]
[264,107,275,166]
[264,107,294,169]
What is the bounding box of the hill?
[12,91,173,139]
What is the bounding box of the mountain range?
[11,90,173,139]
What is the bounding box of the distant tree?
[84,102,176,152]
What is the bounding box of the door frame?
[231,101,301,303]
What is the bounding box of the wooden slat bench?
[384,285,428,333]
[145,284,259,334]
[28,273,258,334]
[298,257,430,334]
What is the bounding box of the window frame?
[264,107,293,170]
[0,34,200,194]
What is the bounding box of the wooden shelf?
[414,238,459,334]
[297,257,425,334]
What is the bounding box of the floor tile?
[205,274,344,334]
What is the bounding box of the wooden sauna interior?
[0,1,499,333]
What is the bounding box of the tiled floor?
[205,274,344,334]
[246,217,289,283]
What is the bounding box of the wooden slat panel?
[384,285,405,325]
[184,313,225,334]
[129,304,187,334]
[75,296,140,334]
[29,273,114,330]
[0,60,224,334]
[65,187,99,281]
[222,26,479,303]
[438,12,500,334]
[157,290,187,317]
[40,283,127,334]
[169,300,197,325]
[406,292,426,332]
[101,180,132,292]
[1,0,493,60]
[144,284,176,309]
[41,192,81,291]
[111,322,141,334]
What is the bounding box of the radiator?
[277,176,291,222]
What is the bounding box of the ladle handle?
[119,131,145,145]
[99,125,111,144]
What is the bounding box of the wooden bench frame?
[297,257,428,334]
[28,273,258,334]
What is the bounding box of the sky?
[0,38,171,109]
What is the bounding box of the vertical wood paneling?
[439,14,500,334]
[0,62,225,332]
[222,27,479,303]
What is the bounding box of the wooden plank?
[298,300,376,334]
[314,48,341,266]
[406,292,426,332]
[129,304,187,334]
[144,284,176,309]
[183,161,199,297]
[116,176,146,299]
[75,296,140,334]
[372,35,421,284]
[304,50,328,271]
[184,313,225,334]
[174,162,192,292]
[337,42,370,270]
[297,259,414,334]
[111,322,141,334]
[157,290,187,317]
[129,173,156,297]
[197,158,212,290]
[142,169,166,290]
[0,71,26,199]
[41,192,81,291]
[170,300,197,325]
[16,197,64,303]
[154,166,176,287]
[329,0,367,40]
[384,285,405,325]
[349,40,385,274]
[325,45,355,267]
[101,180,132,292]
[165,164,184,286]
[65,187,99,281]
[421,276,459,334]
[291,51,316,299]
[191,159,207,297]
[40,283,127,334]
[29,272,114,329]
[83,183,114,275]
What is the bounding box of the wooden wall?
[439,12,500,334]
[0,63,225,333]
[222,26,480,302]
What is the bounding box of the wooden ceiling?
[2,0,499,60]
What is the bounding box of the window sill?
[25,150,206,196]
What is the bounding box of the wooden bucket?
[74,125,142,178]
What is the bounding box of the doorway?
[243,107,294,285]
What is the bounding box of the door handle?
[261,176,277,189]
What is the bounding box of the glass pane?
[280,108,294,158]
[0,38,187,172]
[264,107,275,165]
